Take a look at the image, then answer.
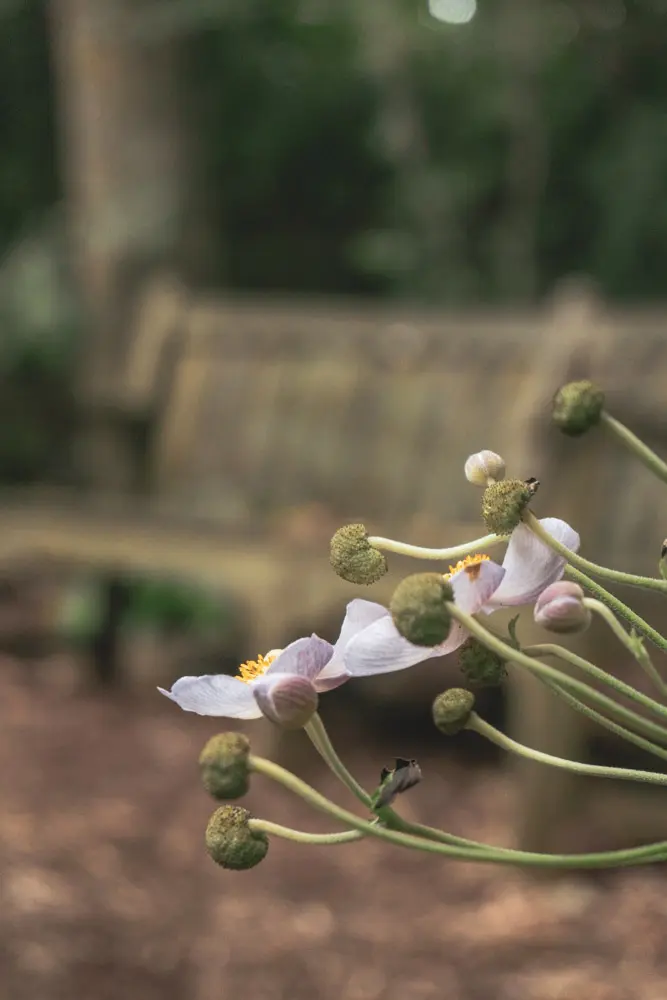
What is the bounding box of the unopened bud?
[534,581,591,634]
[459,637,507,687]
[253,675,319,729]
[390,573,453,647]
[373,757,422,809]
[552,380,604,436]
[432,688,475,735]
[464,450,506,487]
[199,732,251,800]
[205,805,269,870]
[330,523,388,585]
[481,478,538,535]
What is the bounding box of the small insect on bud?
[330,523,388,585]
[464,450,506,487]
[205,805,269,871]
[481,478,538,535]
[432,688,476,735]
[459,637,507,687]
[534,581,591,634]
[253,675,319,730]
[373,757,423,809]
[199,732,251,800]
[389,573,454,647]
[552,380,605,437]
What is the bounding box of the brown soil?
[2,659,667,1000]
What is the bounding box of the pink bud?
[253,675,319,729]
[534,581,591,634]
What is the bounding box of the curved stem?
[467,713,667,787]
[534,673,667,764]
[564,564,667,655]
[601,410,667,485]
[248,819,365,845]
[367,533,506,562]
[452,605,667,725]
[584,598,667,697]
[524,643,667,730]
[248,754,667,869]
[524,511,667,595]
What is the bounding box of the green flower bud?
[199,732,251,800]
[481,478,538,535]
[459,638,507,687]
[552,380,605,436]
[389,573,454,646]
[205,805,269,871]
[330,523,388,585]
[432,688,476,735]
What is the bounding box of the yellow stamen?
[236,651,279,684]
[444,553,490,581]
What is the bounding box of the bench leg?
[90,575,132,686]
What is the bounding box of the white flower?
[343,517,580,677]
[158,601,387,721]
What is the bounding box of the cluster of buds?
[159,380,667,874]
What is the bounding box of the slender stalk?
[367,533,505,562]
[534,673,667,764]
[248,819,365,845]
[601,410,667,485]
[584,597,667,697]
[451,604,667,725]
[467,713,667,788]
[248,754,667,869]
[564,564,667,655]
[524,643,667,731]
[524,511,667,595]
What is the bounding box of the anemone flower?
[157,600,388,721]
[343,517,580,678]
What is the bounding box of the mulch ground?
[2,658,667,1000]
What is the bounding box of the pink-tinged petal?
[253,674,319,728]
[158,675,261,718]
[450,559,505,614]
[344,615,468,677]
[266,634,334,681]
[318,599,390,683]
[484,517,581,610]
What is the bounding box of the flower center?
[236,650,280,684]
[443,552,490,581]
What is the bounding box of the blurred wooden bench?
[3,276,667,851]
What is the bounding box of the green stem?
[453,605,667,725]
[367,532,506,562]
[248,819,365,845]
[564,564,667,655]
[601,410,667,486]
[248,755,667,869]
[524,643,667,730]
[584,597,667,697]
[534,673,667,764]
[305,713,490,851]
[524,511,667,595]
[467,713,667,788]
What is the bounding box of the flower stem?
[452,604,667,724]
[523,643,667,728]
[247,819,365,845]
[600,410,667,485]
[367,533,506,562]
[524,511,667,595]
[583,597,667,697]
[530,672,667,764]
[564,564,667,656]
[466,713,667,787]
[248,754,667,868]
